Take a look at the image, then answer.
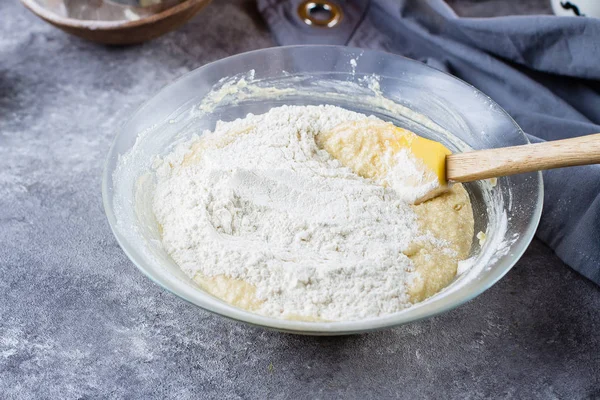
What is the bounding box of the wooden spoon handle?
[446,133,600,182]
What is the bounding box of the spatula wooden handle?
[446,133,600,182]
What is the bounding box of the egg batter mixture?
[152,105,474,321]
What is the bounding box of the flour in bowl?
[152,105,474,321]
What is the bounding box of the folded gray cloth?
[258,0,600,284]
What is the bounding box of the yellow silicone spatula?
[318,121,600,203]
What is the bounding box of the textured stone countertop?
[1,0,598,398]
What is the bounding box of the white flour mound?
[152,105,440,321]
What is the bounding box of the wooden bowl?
[20,0,212,45]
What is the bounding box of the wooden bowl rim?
[19,0,211,30]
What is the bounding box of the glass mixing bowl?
[102,46,542,335]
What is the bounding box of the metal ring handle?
[297,0,343,28]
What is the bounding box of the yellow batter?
[315,119,474,303]
[168,117,474,320]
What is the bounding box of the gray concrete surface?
[1,0,598,398]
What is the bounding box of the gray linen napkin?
[257,0,600,284]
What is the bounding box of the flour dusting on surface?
[152,105,453,321]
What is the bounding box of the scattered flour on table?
[152,105,450,321]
